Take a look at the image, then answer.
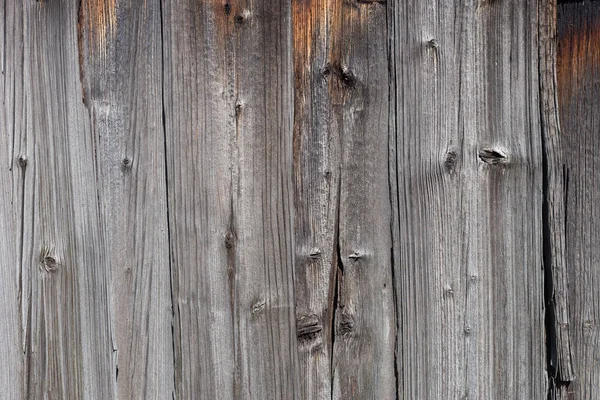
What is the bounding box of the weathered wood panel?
[390,1,546,398]
[4,0,600,399]
[0,2,114,398]
[162,0,298,398]
[78,0,174,398]
[0,2,26,398]
[555,2,600,397]
[292,1,395,399]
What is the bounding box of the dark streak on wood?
[553,2,600,398]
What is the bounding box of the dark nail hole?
[224,2,231,14]
[234,15,244,25]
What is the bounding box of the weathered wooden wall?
[0,0,597,399]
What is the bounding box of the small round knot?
[340,68,356,87]
[42,256,58,273]
[225,230,236,249]
[18,155,28,169]
[444,150,458,172]
[122,157,132,169]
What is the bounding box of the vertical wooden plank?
[0,2,26,398]
[390,1,546,398]
[332,2,396,399]
[539,0,575,395]
[162,0,299,398]
[556,3,600,398]
[78,0,174,398]
[291,0,339,398]
[0,2,114,398]
[293,1,396,398]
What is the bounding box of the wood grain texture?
[4,0,600,399]
[292,0,340,397]
[0,2,26,398]
[0,1,114,398]
[162,0,299,398]
[293,1,395,398]
[390,1,546,398]
[539,0,576,393]
[556,3,600,398]
[78,0,174,398]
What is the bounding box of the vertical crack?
[158,1,178,398]
[329,166,343,400]
[386,0,400,397]
[538,2,574,397]
[540,97,559,399]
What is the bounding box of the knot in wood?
[42,256,59,273]
[478,148,509,165]
[338,313,355,335]
[224,230,236,249]
[297,314,322,343]
[309,248,321,258]
[444,150,458,172]
[340,68,357,87]
[122,157,132,170]
[18,154,28,169]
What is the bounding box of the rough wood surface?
[555,2,600,398]
[390,1,545,398]
[78,0,174,398]
[292,1,395,399]
[1,2,114,398]
[162,0,298,398]
[539,0,576,392]
[2,1,599,399]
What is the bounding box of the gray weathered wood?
[0,1,114,398]
[390,1,546,398]
[555,3,600,397]
[292,1,340,397]
[3,1,600,399]
[78,0,174,398]
[539,0,576,392]
[292,1,396,399]
[162,0,299,398]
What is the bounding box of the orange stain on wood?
[557,5,600,104]
[81,0,117,52]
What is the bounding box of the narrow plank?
[539,0,576,393]
[162,0,299,398]
[390,1,546,398]
[5,2,113,398]
[292,0,340,397]
[78,0,174,398]
[556,3,600,398]
[0,2,26,398]
[331,2,396,399]
[293,1,396,398]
